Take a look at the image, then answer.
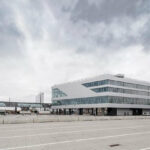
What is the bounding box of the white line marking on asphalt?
[0,124,103,132]
[1,131,150,150]
[0,122,89,130]
[1,123,142,132]
[140,148,150,150]
[0,121,149,132]
[0,123,88,130]
[0,120,149,132]
[0,125,146,139]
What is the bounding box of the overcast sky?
[0,0,150,102]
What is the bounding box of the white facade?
[51,74,150,115]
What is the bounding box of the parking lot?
[0,119,150,150]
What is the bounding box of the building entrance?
[107,108,117,116]
[133,109,142,115]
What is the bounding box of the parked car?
[29,104,44,113]
[0,102,6,115]
[143,112,150,116]
[5,106,21,114]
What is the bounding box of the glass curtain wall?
[53,96,150,106]
[83,80,150,91]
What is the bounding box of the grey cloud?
[20,0,46,39]
[140,21,150,51]
[0,0,48,57]
[0,1,24,57]
[67,0,150,51]
[39,0,150,52]
[1,0,150,58]
[71,0,149,23]
[45,0,78,16]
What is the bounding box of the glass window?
[136,84,149,90]
[52,96,150,106]
[92,87,149,96]
[0,103,6,107]
[82,80,109,87]
[52,88,67,98]
[83,79,150,91]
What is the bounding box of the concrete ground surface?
[0,120,150,150]
[1,115,150,124]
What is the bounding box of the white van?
[0,103,6,115]
[5,107,21,114]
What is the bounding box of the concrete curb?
[0,115,150,124]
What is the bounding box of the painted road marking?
[1,131,150,150]
[0,122,92,129]
[0,125,147,139]
[140,148,150,150]
[0,124,106,132]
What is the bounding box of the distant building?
[35,92,44,103]
[51,74,150,116]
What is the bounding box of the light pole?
[9,97,11,107]
[40,93,41,111]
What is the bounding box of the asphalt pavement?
[0,119,150,150]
